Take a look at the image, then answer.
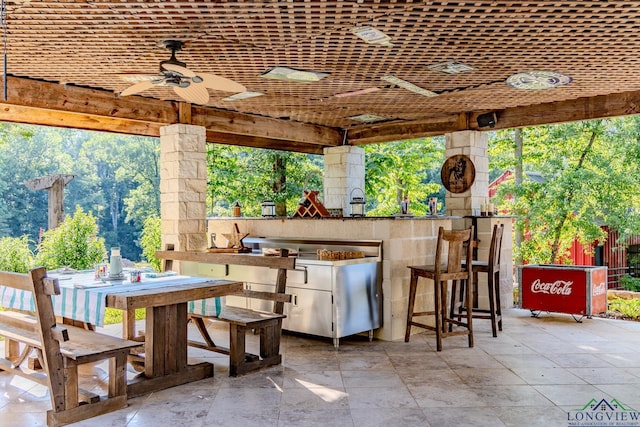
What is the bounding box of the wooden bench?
[156,248,294,376]
[0,267,139,427]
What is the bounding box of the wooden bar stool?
[404,226,474,351]
[455,223,504,337]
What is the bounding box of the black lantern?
[349,188,366,217]
[261,200,276,217]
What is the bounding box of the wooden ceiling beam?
[475,91,640,131]
[348,90,640,145]
[190,105,342,148]
[0,103,164,136]
[0,76,339,152]
[346,114,466,145]
[3,76,640,151]
[206,131,325,155]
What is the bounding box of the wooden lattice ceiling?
[2,0,640,154]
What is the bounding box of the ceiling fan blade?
[197,72,247,93]
[162,63,196,78]
[120,80,156,97]
[117,73,161,83]
[174,84,210,104]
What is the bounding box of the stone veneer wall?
[207,217,453,342]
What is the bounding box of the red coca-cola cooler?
[521,265,607,319]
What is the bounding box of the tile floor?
[1,308,640,427]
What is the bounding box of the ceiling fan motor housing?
[160,40,187,73]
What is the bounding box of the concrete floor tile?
[455,367,527,386]
[346,385,418,409]
[424,406,507,427]
[568,367,640,385]
[510,367,586,385]
[493,405,569,427]
[533,384,612,406]
[408,382,487,408]
[351,408,431,427]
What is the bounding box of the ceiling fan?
[119,40,246,105]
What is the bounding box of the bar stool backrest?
[489,224,505,272]
[435,226,474,276]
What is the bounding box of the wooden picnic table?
[103,275,243,397]
[1,271,243,398]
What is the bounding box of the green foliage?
[140,215,162,272]
[608,297,640,319]
[620,275,640,292]
[104,308,146,325]
[35,206,106,270]
[206,145,323,217]
[490,118,640,264]
[364,138,443,216]
[0,236,34,273]
[0,124,159,261]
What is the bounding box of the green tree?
[35,206,106,270]
[0,124,75,239]
[206,144,323,217]
[0,236,34,273]
[74,132,159,260]
[140,215,162,272]
[364,138,443,216]
[490,118,640,264]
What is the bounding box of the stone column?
[445,130,514,310]
[444,130,488,217]
[159,124,208,253]
[323,146,365,215]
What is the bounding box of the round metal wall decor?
[440,154,476,194]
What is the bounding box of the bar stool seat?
[457,223,504,337]
[404,226,474,351]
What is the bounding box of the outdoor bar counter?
[178,215,512,342]
[190,216,453,342]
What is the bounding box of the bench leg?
[63,361,80,409]
[5,339,20,360]
[260,321,282,359]
[109,351,128,398]
[229,324,247,377]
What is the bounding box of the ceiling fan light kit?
[507,71,572,90]
[350,26,393,47]
[348,113,387,123]
[120,39,246,104]
[428,61,475,75]
[260,66,329,83]
[381,75,438,97]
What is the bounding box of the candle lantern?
[261,200,276,217]
[349,188,366,217]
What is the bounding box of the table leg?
[122,309,136,340]
[126,302,213,398]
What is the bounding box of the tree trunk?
[272,154,287,216]
[514,129,523,302]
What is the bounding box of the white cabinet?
[283,286,333,339]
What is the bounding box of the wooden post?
[24,174,75,230]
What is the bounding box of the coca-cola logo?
[592,282,606,296]
[530,279,573,296]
